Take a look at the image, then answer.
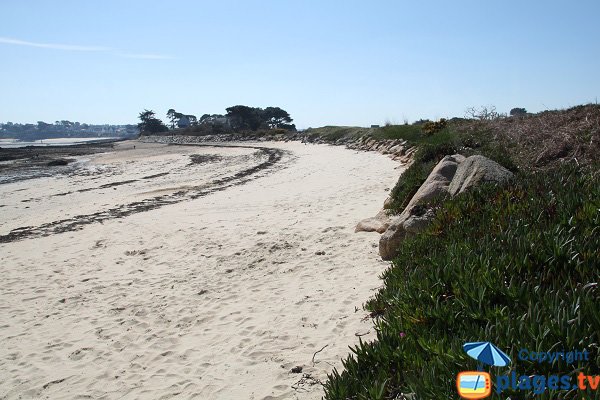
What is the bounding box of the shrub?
[510,107,528,117]
[421,118,447,136]
[324,165,600,399]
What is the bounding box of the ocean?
[0,137,121,148]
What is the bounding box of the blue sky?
[1,1,598,128]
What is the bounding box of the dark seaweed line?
[0,146,290,244]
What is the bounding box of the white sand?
[0,141,403,399]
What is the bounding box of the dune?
[0,140,403,399]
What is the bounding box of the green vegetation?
[380,122,499,215]
[0,120,137,140]
[304,126,374,142]
[167,109,197,128]
[323,105,600,399]
[137,109,169,134]
[386,159,438,214]
[371,124,423,141]
[218,105,294,131]
[325,165,599,399]
[421,118,447,136]
[140,105,295,136]
[510,107,528,117]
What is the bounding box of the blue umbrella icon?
[463,341,511,367]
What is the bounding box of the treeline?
[0,121,138,140]
[137,105,295,135]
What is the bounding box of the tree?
[510,107,527,117]
[138,109,168,134]
[200,114,225,124]
[465,105,505,120]
[226,105,262,131]
[186,115,198,126]
[37,121,52,131]
[262,107,293,129]
[167,109,195,129]
[166,109,178,129]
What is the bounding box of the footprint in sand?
[69,347,93,361]
[124,249,148,256]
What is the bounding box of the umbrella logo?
[463,341,511,368]
[456,342,511,399]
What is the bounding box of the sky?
[1,0,599,128]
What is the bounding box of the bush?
[413,141,459,163]
[324,165,600,399]
[421,118,447,136]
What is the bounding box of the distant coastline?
[0,137,124,148]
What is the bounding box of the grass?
[371,124,424,142]
[304,126,374,142]
[324,165,599,399]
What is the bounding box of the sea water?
[0,137,120,148]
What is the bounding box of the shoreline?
[0,137,129,149]
[0,139,126,185]
[0,142,290,243]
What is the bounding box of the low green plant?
[372,124,460,148]
[372,124,423,142]
[385,139,461,215]
[386,160,436,214]
[304,126,372,142]
[324,165,600,399]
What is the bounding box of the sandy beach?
[0,140,402,399]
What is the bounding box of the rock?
[378,208,437,260]
[378,155,514,260]
[403,208,436,234]
[402,154,465,212]
[291,366,303,373]
[448,155,513,196]
[388,144,404,155]
[47,158,71,166]
[378,213,410,260]
[378,154,465,260]
[355,209,390,234]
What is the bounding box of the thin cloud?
[117,53,174,60]
[0,36,172,60]
[0,36,110,51]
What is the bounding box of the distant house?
[371,124,380,128]
[177,116,191,128]
[214,117,230,127]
